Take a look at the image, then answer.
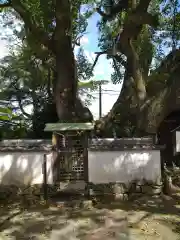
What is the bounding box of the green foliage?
[27,0,55,31]
[152,0,180,66]
[98,0,180,83]
[0,44,96,137]
[96,0,180,136]
[0,100,12,121]
[0,0,180,137]
[76,47,93,81]
[0,1,97,138]
[0,99,28,139]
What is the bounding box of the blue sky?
[0,11,122,119]
[75,12,122,118]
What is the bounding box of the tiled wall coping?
[88,138,165,151]
[0,138,165,152]
[0,139,52,152]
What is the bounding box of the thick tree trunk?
[96,2,180,137]
[95,63,138,137]
[99,49,180,136]
[138,49,180,133]
[114,0,158,102]
[53,0,93,122]
[54,49,77,121]
[54,57,93,122]
[95,0,158,136]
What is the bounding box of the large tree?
[0,0,94,123]
[0,23,97,138]
[95,0,180,136]
[1,0,180,135]
[0,2,100,139]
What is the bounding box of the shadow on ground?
[0,193,180,239]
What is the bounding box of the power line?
[91,81,121,119]
[101,89,120,92]
[91,92,119,95]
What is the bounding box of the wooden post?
[99,83,102,119]
[43,154,48,201]
[83,134,89,198]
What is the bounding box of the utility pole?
[99,82,102,119]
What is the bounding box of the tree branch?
[12,85,32,118]
[96,0,128,21]
[89,50,127,76]
[112,0,159,101]
[136,0,152,12]
[113,54,127,68]
[72,32,88,50]
[16,96,32,118]
[90,51,107,72]
[47,68,53,99]
[128,12,159,28]
[9,0,52,50]
[113,58,122,81]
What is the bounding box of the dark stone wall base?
[0,184,59,202]
[88,180,162,201]
[0,180,163,203]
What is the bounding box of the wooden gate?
[44,123,93,183]
[57,132,88,181]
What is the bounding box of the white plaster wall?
[0,152,53,185]
[0,150,161,186]
[88,150,161,184]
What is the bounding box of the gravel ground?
[0,194,180,240]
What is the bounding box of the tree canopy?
[0,0,180,138]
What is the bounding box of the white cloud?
[84,50,96,63]
[80,36,89,45]
[0,40,8,59]
[93,56,114,81]
[74,46,79,59]
[94,69,104,75]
